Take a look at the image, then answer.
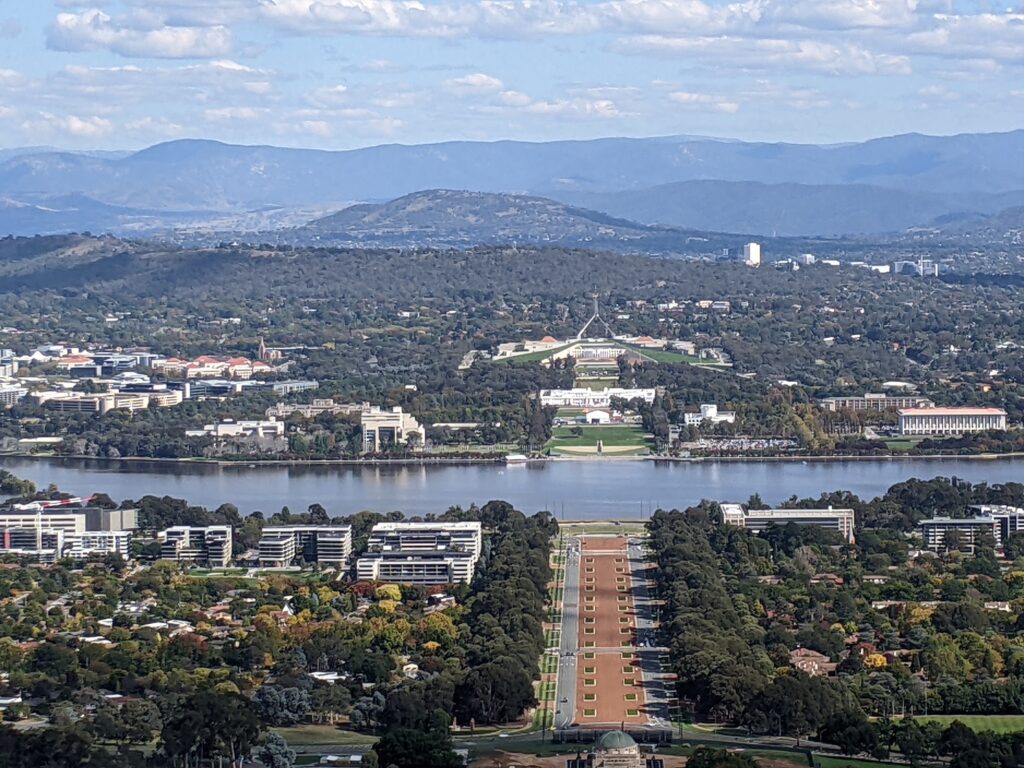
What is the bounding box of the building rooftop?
[597,731,637,751]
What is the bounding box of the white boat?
[504,453,529,464]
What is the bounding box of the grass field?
[546,425,653,456]
[884,437,925,452]
[498,345,573,364]
[905,714,1024,733]
[814,756,906,768]
[561,521,647,535]
[272,725,376,746]
[576,377,619,390]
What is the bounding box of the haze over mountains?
[1,130,1023,240]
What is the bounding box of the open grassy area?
[906,714,1024,733]
[576,377,619,391]
[272,725,377,747]
[546,425,653,456]
[498,345,572,364]
[884,437,925,452]
[561,521,647,535]
[814,756,907,768]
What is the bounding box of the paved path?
[554,536,580,729]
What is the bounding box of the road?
[554,536,580,729]
[627,537,673,730]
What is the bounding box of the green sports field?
[907,714,1024,733]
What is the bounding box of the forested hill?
[285,189,739,252]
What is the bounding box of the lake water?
[2,456,1023,519]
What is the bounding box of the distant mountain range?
[1,130,1024,239]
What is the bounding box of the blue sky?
[0,0,1022,150]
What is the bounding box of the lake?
[2,455,1023,519]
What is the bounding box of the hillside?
[292,189,727,252]
[1,131,1024,238]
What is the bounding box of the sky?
[0,0,1022,151]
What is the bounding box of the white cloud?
[204,106,263,121]
[63,114,116,137]
[524,97,623,118]
[498,90,532,107]
[668,91,740,113]
[768,0,922,30]
[616,35,913,76]
[48,9,232,58]
[444,73,505,92]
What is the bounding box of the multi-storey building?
[159,526,233,566]
[64,531,132,559]
[258,525,353,567]
[0,510,87,536]
[361,407,425,453]
[819,393,935,412]
[897,407,1007,435]
[0,384,27,407]
[720,504,856,543]
[356,521,483,585]
[0,528,64,563]
[919,516,1000,553]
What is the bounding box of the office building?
[160,526,233,566]
[819,393,934,412]
[361,407,425,453]
[83,507,138,531]
[721,504,855,543]
[897,407,1007,435]
[0,510,86,536]
[258,525,353,567]
[266,399,365,419]
[64,531,132,559]
[744,242,761,267]
[0,528,63,563]
[970,505,1024,546]
[356,521,483,585]
[919,516,1000,553]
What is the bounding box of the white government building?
[720,504,856,543]
[897,407,1007,435]
[356,521,483,585]
[159,526,233,567]
[539,387,656,409]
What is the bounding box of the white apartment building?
[897,407,1007,435]
[744,242,762,267]
[258,525,353,567]
[684,404,737,426]
[361,407,424,453]
[539,387,656,409]
[721,504,856,543]
[356,521,483,585]
[160,526,233,567]
[64,531,132,559]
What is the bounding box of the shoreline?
[2,451,1023,468]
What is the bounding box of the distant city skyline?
[0,1,1022,150]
